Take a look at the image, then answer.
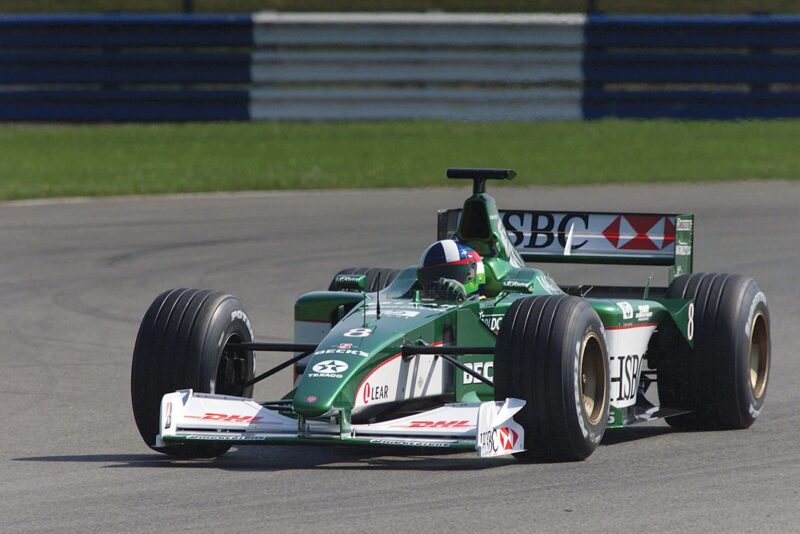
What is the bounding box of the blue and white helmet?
[418,239,485,296]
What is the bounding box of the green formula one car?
[131,169,771,461]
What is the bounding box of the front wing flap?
[157,390,525,458]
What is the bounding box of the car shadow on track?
[14,426,675,471]
[600,425,675,446]
[12,447,516,472]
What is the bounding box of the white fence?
[248,13,586,120]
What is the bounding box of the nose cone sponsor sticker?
[312,360,348,374]
[307,359,349,378]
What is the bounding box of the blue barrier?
[584,15,800,48]
[0,14,253,47]
[1,13,800,121]
[583,90,800,120]
[583,15,800,119]
[584,52,800,84]
[0,52,250,85]
[0,51,251,84]
[0,14,252,121]
[0,89,249,121]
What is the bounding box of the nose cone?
[292,390,335,418]
[292,357,352,417]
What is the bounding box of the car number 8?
[344,328,372,338]
[687,302,694,341]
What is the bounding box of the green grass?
[1,120,798,200]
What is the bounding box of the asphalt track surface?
[1,182,798,533]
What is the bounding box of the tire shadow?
[600,425,675,446]
[13,446,516,472]
[15,426,676,471]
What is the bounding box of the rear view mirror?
[334,274,367,291]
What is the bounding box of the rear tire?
[494,295,609,461]
[328,267,400,292]
[658,273,770,430]
[131,288,255,457]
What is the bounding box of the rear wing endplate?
[438,209,693,280]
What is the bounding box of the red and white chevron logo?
[498,427,519,450]
[602,215,675,251]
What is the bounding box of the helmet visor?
[419,262,475,289]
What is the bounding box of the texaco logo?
[311,360,349,374]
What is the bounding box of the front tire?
[131,288,255,457]
[494,295,609,461]
[657,273,770,430]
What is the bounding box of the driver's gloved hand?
[437,277,467,302]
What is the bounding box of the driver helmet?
[418,240,485,296]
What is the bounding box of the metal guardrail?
[1,13,800,121]
[248,13,584,120]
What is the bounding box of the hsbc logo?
[497,210,677,258]
[503,211,589,251]
[602,215,675,251]
[478,425,519,454]
[497,427,519,450]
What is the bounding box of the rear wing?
[438,209,693,279]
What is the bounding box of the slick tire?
[658,273,770,430]
[131,288,255,458]
[328,267,400,292]
[495,295,609,461]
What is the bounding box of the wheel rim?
[579,332,606,425]
[215,333,251,396]
[748,312,769,399]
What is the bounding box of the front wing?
[157,390,525,458]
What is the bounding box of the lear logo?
[362,382,389,404]
[311,360,348,374]
[497,427,519,450]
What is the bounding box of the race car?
[131,168,771,461]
